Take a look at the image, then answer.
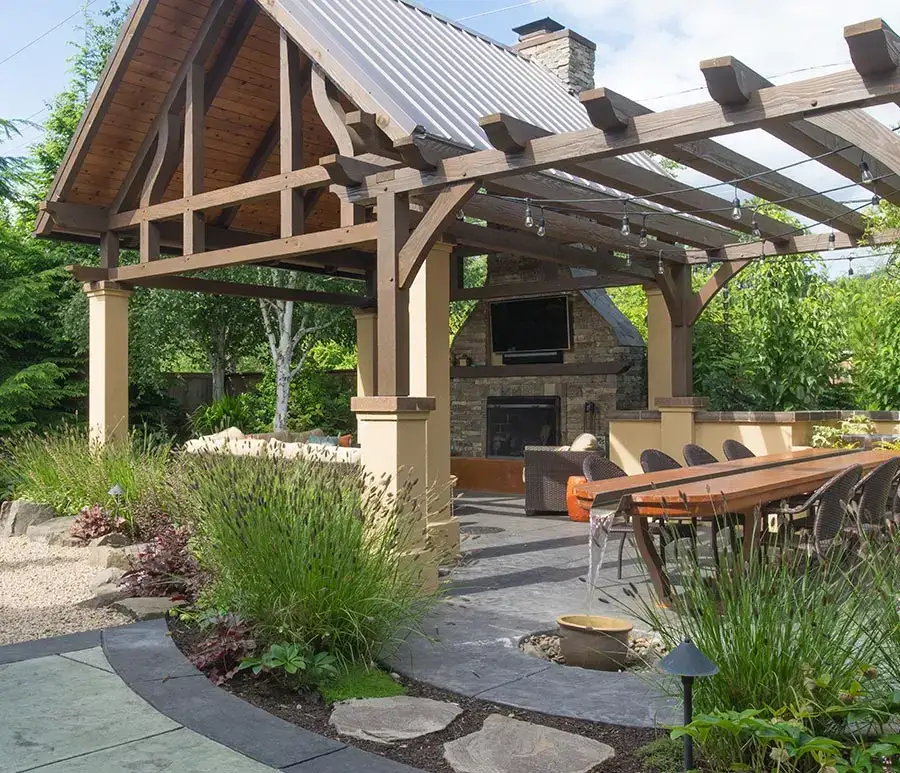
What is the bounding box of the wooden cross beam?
[450,273,633,301]
[579,87,869,234]
[344,21,900,202]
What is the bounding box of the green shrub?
[624,529,898,770]
[190,394,254,437]
[181,455,435,668]
[0,426,172,525]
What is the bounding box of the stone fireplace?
[485,396,561,458]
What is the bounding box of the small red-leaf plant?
[187,613,257,686]
[70,505,126,541]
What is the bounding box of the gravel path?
[0,536,129,646]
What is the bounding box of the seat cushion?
[570,433,600,452]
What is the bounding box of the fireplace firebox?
[486,396,561,458]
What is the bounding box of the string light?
[639,215,648,248]
[620,203,631,236]
[871,190,881,207]
[524,199,535,228]
[848,257,854,276]
[828,230,836,250]
[657,250,665,275]
[537,207,546,237]
[625,251,633,267]
[731,187,742,221]
[751,209,762,239]
[860,159,874,185]
[456,209,465,221]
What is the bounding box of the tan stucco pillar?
[657,397,707,462]
[354,308,377,399]
[351,396,439,592]
[85,283,132,446]
[646,286,672,408]
[408,242,460,564]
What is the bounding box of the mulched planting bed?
[169,618,667,773]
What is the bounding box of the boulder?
[90,532,131,548]
[111,597,180,621]
[0,501,57,538]
[88,542,148,570]
[330,696,462,744]
[91,567,125,589]
[443,715,615,773]
[26,517,78,546]
[81,582,129,608]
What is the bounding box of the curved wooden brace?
[140,113,182,207]
[688,259,751,324]
[398,182,478,289]
[311,66,357,156]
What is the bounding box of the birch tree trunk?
[209,328,228,402]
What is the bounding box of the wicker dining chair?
[640,449,682,473]
[683,443,719,467]
[722,439,755,461]
[582,455,632,579]
[780,464,863,560]
[853,457,900,531]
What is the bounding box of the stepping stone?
[111,597,180,621]
[330,696,462,744]
[443,714,615,773]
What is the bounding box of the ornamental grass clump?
[0,426,172,528]
[181,454,435,669]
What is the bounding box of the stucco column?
[85,283,132,446]
[408,242,460,564]
[646,286,672,408]
[657,397,707,461]
[351,396,439,592]
[354,308,377,399]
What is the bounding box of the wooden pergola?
[35,0,900,584]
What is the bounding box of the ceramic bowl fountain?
[556,614,633,671]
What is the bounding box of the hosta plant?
[239,642,338,689]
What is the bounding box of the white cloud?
[539,1,899,270]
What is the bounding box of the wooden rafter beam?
[479,113,751,246]
[345,33,900,202]
[99,223,377,283]
[579,87,869,234]
[108,166,332,230]
[205,1,260,111]
[446,220,651,282]
[320,154,389,187]
[399,182,478,289]
[451,273,632,301]
[701,50,900,209]
[70,268,373,307]
[686,227,900,263]
[845,18,900,75]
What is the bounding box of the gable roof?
[262,0,662,169]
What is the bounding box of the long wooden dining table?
[573,447,900,603]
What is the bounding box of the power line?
[0,0,100,69]
[456,0,547,22]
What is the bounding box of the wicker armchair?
[723,439,755,461]
[640,449,682,473]
[683,443,719,467]
[524,446,599,515]
[780,464,862,560]
[853,457,900,531]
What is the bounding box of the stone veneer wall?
[450,255,646,457]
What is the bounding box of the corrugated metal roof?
[279,0,660,173]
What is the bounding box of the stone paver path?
[330,696,463,744]
[0,647,273,773]
[443,714,615,773]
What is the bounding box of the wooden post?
[280,30,305,238]
[668,263,693,398]
[184,63,205,255]
[99,232,119,269]
[376,192,410,396]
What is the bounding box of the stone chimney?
[512,17,596,94]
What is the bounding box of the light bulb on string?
[751,211,761,239]
[731,187,742,221]
[872,192,881,207]
[625,251,632,268]
[657,250,665,275]
[621,210,631,237]
[860,159,874,185]
[456,209,465,221]
[848,258,854,277]
[828,231,836,251]
[524,199,534,228]
[537,208,546,238]
[639,215,648,248]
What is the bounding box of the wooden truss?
[41,9,900,399]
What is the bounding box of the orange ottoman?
[566,475,591,522]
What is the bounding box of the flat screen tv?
[490,296,571,354]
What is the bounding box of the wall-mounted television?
[490,296,571,354]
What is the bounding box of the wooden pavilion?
[36,0,900,584]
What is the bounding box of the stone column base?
[427,517,461,566]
